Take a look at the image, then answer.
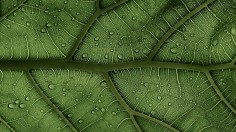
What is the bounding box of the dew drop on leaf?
[94,37,99,41]
[111,111,117,115]
[100,81,107,87]
[91,110,95,114]
[8,103,15,109]
[13,12,17,16]
[19,103,26,108]
[26,21,31,26]
[14,99,20,104]
[41,28,46,33]
[78,119,83,124]
[170,47,177,54]
[48,84,55,90]
[109,31,114,35]
[117,54,123,60]
[46,23,52,28]
[67,113,73,118]
[101,108,105,112]
[132,16,137,21]
[168,102,172,106]
[135,49,140,53]
[25,96,30,101]
[157,96,162,100]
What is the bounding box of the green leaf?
[0,0,235,132]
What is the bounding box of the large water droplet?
[19,103,26,108]
[25,96,30,101]
[8,103,15,109]
[14,99,20,104]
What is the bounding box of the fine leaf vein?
[25,70,78,132]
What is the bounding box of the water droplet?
[40,109,44,113]
[117,54,123,60]
[13,12,17,16]
[7,25,11,28]
[109,31,114,35]
[78,119,83,124]
[135,97,139,100]
[14,99,20,104]
[64,1,68,4]
[82,53,88,58]
[149,103,153,107]
[108,124,113,128]
[91,110,95,114]
[101,108,105,112]
[111,111,116,115]
[67,113,73,118]
[26,21,31,26]
[100,81,107,87]
[61,43,66,47]
[48,84,55,90]
[19,103,26,108]
[132,16,137,21]
[75,98,79,101]
[135,49,140,53]
[94,37,99,41]
[46,23,52,28]
[212,39,218,46]
[231,27,236,35]
[104,54,108,59]
[25,96,30,101]
[41,28,46,33]
[143,82,148,87]
[157,96,161,100]
[8,103,15,109]
[168,102,172,106]
[170,47,177,54]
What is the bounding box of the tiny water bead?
[170,47,177,54]
[157,96,162,100]
[109,31,114,35]
[26,21,31,26]
[94,37,99,41]
[41,28,46,33]
[78,119,83,124]
[111,111,117,115]
[117,54,123,60]
[46,23,52,28]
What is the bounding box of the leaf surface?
[0,0,235,132]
